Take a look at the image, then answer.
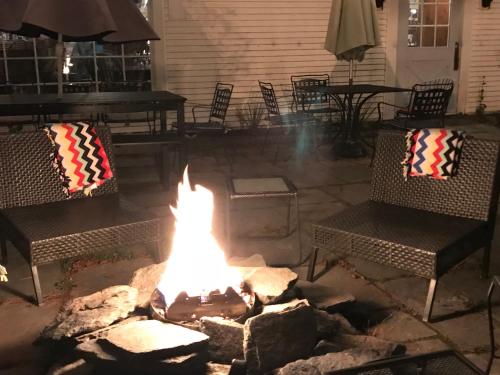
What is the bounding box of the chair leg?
[307,247,319,282]
[286,196,292,236]
[31,265,43,306]
[1,235,7,265]
[482,243,492,279]
[423,278,438,323]
[294,193,302,264]
[225,196,232,257]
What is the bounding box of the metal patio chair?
[307,130,500,322]
[181,82,234,136]
[0,126,160,305]
[259,80,314,161]
[377,79,454,130]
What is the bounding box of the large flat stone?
[200,316,244,363]
[42,285,138,340]
[369,311,436,343]
[104,320,209,359]
[314,309,359,339]
[314,334,405,356]
[244,302,316,374]
[296,280,355,311]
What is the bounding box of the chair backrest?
[370,130,500,222]
[407,79,454,119]
[0,126,118,209]
[259,81,281,117]
[208,82,233,124]
[291,74,330,109]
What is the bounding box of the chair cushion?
[0,194,159,265]
[313,201,486,278]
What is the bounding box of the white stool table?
[225,176,302,266]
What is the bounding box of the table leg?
[158,144,170,190]
[177,102,188,171]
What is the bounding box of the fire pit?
[150,168,255,323]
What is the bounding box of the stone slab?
[369,311,437,343]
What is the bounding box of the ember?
[153,167,253,322]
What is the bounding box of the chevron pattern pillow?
[402,128,465,180]
[45,123,113,196]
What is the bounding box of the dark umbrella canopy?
[0,0,159,95]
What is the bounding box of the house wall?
[459,0,500,114]
[151,0,389,128]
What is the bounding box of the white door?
[395,0,463,113]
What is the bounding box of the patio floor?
[1,116,500,374]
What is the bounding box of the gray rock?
[313,335,404,356]
[206,362,232,375]
[314,310,359,339]
[76,339,208,375]
[42,285,138,339]
[236,266,298,304]
[262,298,309,314]
[244,302,316,374]
[46,358,94,375]
[129,261,167,308]
[277,362,321,375]
[104,320,209,359]
[200,316,244,363]
[296,281,355,310]
[279,348,393,374]
[227,254,267,267]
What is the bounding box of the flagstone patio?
[1,116,500,374]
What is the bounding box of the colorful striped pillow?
[45,123,113,196]
[402,128,465,180]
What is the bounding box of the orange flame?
[157,167,242,307]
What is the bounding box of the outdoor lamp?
[482,0,493,7]
[375,0,384,8]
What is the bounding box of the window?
[0,1,151,94]
[408,0,451,48]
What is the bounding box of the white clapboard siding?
[156,0,388,128]
[464,1,500,114]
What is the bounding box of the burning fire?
[157,168,243,308]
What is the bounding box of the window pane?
[96,58,123,82]
[96,42,122,56]
[124,57,150,82]
[66,58,95,82]
[436,3,449,24]
[36,38,57,57]
[408,27,421,47]
[436,27,448,47]
[409,3,421,25]
[422,27,435,47]
[124,41,149,56]
[423,4,436,25]
[5,38,34,57]
[38,59,58,83]
[7,59,36,83]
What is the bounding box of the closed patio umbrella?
[325,0,380,85]
[0,0,159,96]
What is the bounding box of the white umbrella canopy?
[325,0,381,84]
[0,0,159,96]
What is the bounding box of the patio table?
[0,91,188,185]
[299,84,410,158]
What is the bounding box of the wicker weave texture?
[0,126,118,209]
[371,130,500,222]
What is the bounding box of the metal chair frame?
[308,130,500,322]
[377,79,454,129]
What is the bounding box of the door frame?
[384,0,470,115]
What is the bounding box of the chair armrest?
[377,102,409,122]
[191,104,211,123]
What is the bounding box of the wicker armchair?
[0,126,160,305]
[308,130,500,322]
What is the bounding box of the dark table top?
[0,91,186,105]
[299,84,410,95]
[0,91,187,116]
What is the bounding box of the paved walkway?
[2,117,500,374]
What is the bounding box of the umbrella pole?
[348,59,354,86]
[56,33,63,97]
